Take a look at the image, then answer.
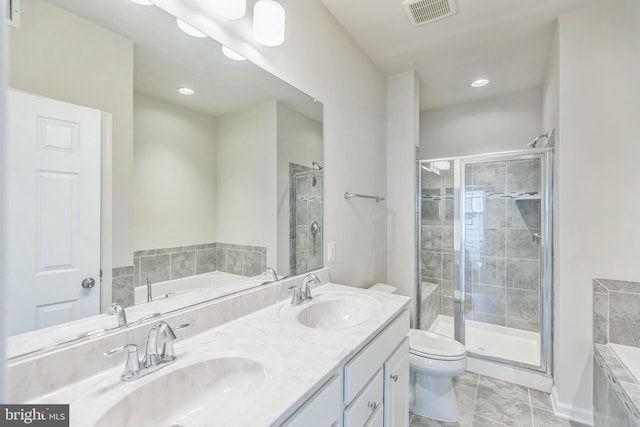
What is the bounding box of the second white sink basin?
[95,356,266,427]
[293,291,381,330]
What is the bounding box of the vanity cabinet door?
[384,338,409,427]
[364,405,384,427]
[283,376,341,427]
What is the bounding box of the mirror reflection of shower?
[289,162,324,275]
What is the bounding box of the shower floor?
[429,315,541,367]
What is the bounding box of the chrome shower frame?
[416,147,554,377]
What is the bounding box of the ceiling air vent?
[402,0,458,26]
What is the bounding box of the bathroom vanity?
[7,276,410,426]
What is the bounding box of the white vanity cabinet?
[343,309,410,427]
[282,309,410,427]
[384,338,410,427]
[283,375,342,427]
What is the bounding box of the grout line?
[528,386,535,427]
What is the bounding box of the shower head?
[312,161,323,171]
[528,133,549,148]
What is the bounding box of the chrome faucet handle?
[105,344,141,381]
[107,303,128,327]
[288,286,305,305]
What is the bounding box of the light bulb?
[222,46,247,61]
[211,0,246,20]
[471,78,490,88]
[176,19,207,38]
[253,0,285,47]
[178,87,195,95]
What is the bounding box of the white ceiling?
[321,0,594,110]
[44,0,322,121]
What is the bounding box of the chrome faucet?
[301,273,321,301]
[264,267,278,282]
[288,273,321,305]
[105,321,189,381]
[107,303,127,327]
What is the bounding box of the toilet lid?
[409,329,466,359]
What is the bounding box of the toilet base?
[410,372,460,422]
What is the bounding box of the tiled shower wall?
[290,163,323,275]
[593,278,640,346]
[112,242,266,307]
[420,158,542,333]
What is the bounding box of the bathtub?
[134,270,264,305]
[609,343,640,383]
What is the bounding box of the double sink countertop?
[33,283,410,426]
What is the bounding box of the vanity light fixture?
[471,78,490,88]
[176,18,207,38]
[129,0,154,5]
[222,46,247,61]
[253,0,286,47]
[178,87,195,95]
[211,0,247,20]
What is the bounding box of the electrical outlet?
[327,242,336,263]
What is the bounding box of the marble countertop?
[34,283,410,426]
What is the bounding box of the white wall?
[387,71,419,303]
[419,87,543,159]
[217,101,278,267]
[151,0,387,286]
[133,93,217,250]
[8,0,134,268]
[0,0,7,403]
[276,103,323,275]
[551,0,640,420]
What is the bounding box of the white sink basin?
[95,356,266,427]
[293,291,381,330]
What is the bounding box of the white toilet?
[368,284,467,422]
[408,329,466,422]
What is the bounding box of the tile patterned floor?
[409,372,589,427]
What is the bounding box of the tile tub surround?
[592,278,640,346]
[593,344,640,426]
[11,282,410,426]
[420,281,440,330]
[6,268,330,403]
[134,242,267,287]
[112,265,135,307]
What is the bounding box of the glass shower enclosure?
[417,149,553,374]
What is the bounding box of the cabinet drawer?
[344,309,409,404]
[365,405,384,427]
[344,369,384,427]
[283,376,341,427]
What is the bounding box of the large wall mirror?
[6,0,323,358]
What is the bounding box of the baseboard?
[466,357,553,392]
[551,386,594,426]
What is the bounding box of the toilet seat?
[409,329,466,361]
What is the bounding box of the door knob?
[82,278,96,289]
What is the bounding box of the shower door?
[418,149,552,374]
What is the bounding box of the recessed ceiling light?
[178,87,195,96]
[253,0,286,47]
[222,46,247,61]
[471,78,490,88]
[176,19,207,38]
[129,0,154,5]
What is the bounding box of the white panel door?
[7,89,102,335]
